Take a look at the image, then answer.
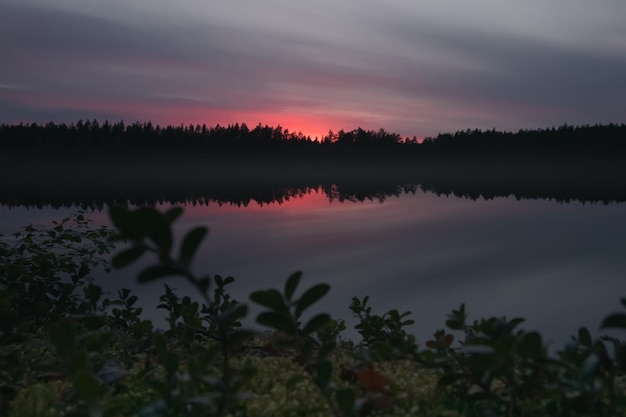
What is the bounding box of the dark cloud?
[1,1,625,136]
[369,15,626,126]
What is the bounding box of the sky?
[1,0,626,139]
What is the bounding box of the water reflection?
[1,185,625,350]
[3,167,626,210]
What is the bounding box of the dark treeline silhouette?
[2,120,626,208]
[0,120,407,157]
[2,120,625,156]
[420,123,626,156]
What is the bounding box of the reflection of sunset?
[179,186,333,218]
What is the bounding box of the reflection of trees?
[322,183,419,203]
[2,159,626,209]
[2,181,626,209]
[0,183,323,210]
[2,121,626,207]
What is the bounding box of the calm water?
[2,187,625,348]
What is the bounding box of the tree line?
[0,120,404,155]
[2,120,624,157]
[421,123,626,156]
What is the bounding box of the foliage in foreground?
[1,208,626,417]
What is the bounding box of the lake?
[1,185,625,349]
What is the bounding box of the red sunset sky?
[1,1,625,139]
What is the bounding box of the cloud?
[1,0,625,136]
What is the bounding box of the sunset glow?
[1,1,625,136]
[176,186,332,218]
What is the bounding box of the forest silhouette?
[2,120,626,155]
[1,121,626,208]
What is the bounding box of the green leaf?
[463,344,494,355]
[138,265,184,283]
[111,245,146,268]
[50,320,77,354]
[317,342,336,360]
[153,333,167,357]
[142,217,173,254]
[601,313,626,329]
[74,370,102,402]
[286,374,307,388]
[256,312,296,334]
[317,360,332,389]
[229,330,254,348]
[179,226,208,267]
[446,320,463,330]
[197,277,210,294]
[163,352,180,375]
[578,327,593,346]
[465,336,492,346]
[518,332,544,359]
[127,295,138,307]
[302,313,331,335]
[494,335,516,356]
[85,284,103,305]
[295,283,330,319]
[250,289,288,314]
[69,350,88,373]
[335,388,356,415]
[164,207,184,224]
[388,309,400,321]
[437,373,461,387]
[375,341,393,359]
[284,271,302,302]
[220,304,248,323]
[509,317,526,329]
[109,207,140,239]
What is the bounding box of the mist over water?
[2,186,625,348]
